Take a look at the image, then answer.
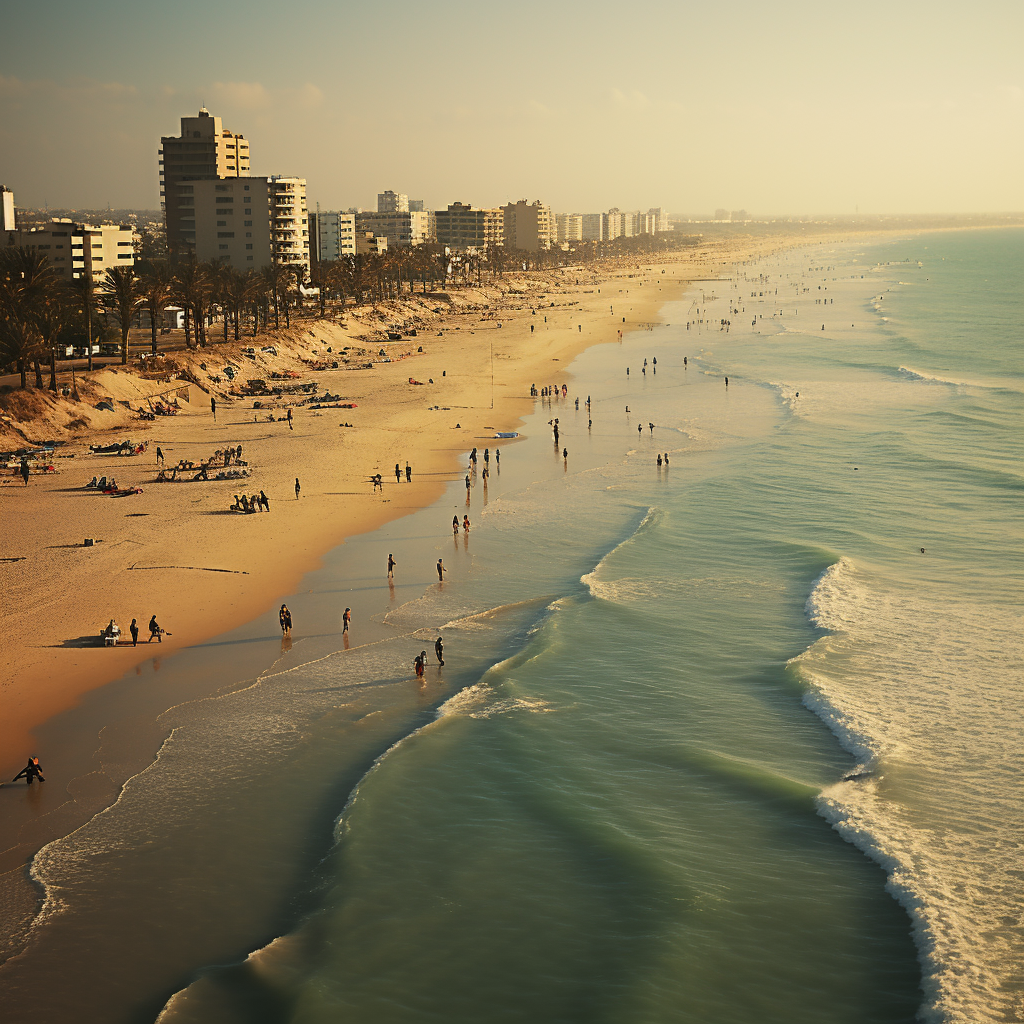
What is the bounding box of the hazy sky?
[1,0,1021,215]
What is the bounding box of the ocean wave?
[896,366,969,387]
[436,683,554,720]
[794,556,1024,1023]
[581,507,661,600]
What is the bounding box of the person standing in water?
[463,515,470,533]
[453,516,459,536]
[435,636,444,666]
[495,448,500,465]
[388,554,396,578]
[279,605,292,635]
[343,607,351,633]
[437,558,446,582]
[12,757,45,785]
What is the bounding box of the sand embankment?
[0,236,799,761]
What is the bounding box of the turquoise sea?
[2,228,1020,1024]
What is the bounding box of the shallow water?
[2,229,1020,1024]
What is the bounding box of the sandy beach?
[1,242,745,761]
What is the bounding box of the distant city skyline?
[1,0,1021,215]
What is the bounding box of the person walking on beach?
[148,615,164,642]
[287,408,293,430]
[260,490,269,511]
[12,757,45,785]
[405,462,412,482]
[463,515,470,533]
[435,636,444,666]
[657,454,663,467]
[638,423,643,437]
[465,474,471,494]
[495,448,499,465]
[725,376,729,387]
[279,605,292,635]
[649,422,655,434]
[453,515,460,536]
[388,554,396,579]
[664,453,669,466]
[211,397,217,421]
[156,446,165,466]
[295,478,301,500]
[395,463,401,483]
[343,608,351,633]
[20,459,29,486]
[129,618,139,646]
[437,558,446,582]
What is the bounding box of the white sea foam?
[795,557,1024,1024]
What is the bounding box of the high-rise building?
[355,210,431,247]
[1,185,15,231]
[434,202,504,251]
[581,213,605,242]
[648,207,670,233]
[308,211,357,261]
[160,108,250,256]
[2,219,136,283]
[555,213,584,243]
[377,190,409,213]
[408,199,425,212]
[181,176,308,274]
[501,200,554,251]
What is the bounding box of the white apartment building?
[355,210,431,247]
[648,207,670,233]
[308,211,356,260]
[184,175,309,275]
[1,185,15,231]
[3,219,136,283]
[555,213,584,243]
[377,190,409,213]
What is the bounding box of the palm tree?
[262,264,292,329]
[139,261,172,356]
[100,266,142,365]
[0,247,54,387]
[35,287,80,391]
[224,268,256,340]
[172,254,209,349]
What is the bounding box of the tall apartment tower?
[1,185,15,232]
[377,190,409,213]
[160,108,249,256]
[501,200,554,251]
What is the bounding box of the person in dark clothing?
[395,464,401,483]
[388,554,396,578]
[130,618,139,646]
[405,462,412,482]
[20,460,29,485]
[211,397,217,421]
[279,605,292,634]
[149,615,163,642]
[437,558,446,582]
[13,757,45,785]
[287,408,293,430]
[453,516,459,536]
[343,608,351,633]
[156,446,165,465]
[295,478,301,500]
[414,652,426,678]
[495,448,500,465]
[260,490,269,511]
[435,636,444,666]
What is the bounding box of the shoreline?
[0,230,891,764]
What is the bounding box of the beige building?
[3,218,135,283]
[183,175,308,275]
[434,202,504,251]
[581,213,605,241]
[160,108,250,256]
[501,200,554,251]
[355,231,388,255]
[355,210,431,248]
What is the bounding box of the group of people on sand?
[101,615,165,646]
[413,637,444,677]
[232,491,270,513]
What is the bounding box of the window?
[244,184,250,190]
[217,232,235,238]
[219,244,228,250]
[216,196,233,203]
[215,184,229,192]
[244,220,252,226]
[246,232,252,238]
[245,243,253,250]
[244,208,251,214]
[118,253,132,259]
[217,221,226,227]
[117,241,132,247]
